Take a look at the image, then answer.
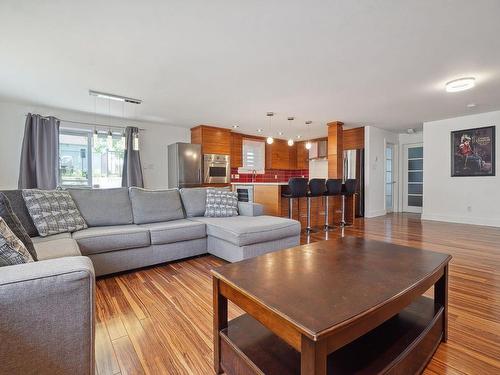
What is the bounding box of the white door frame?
[403,143,423,213]
[384,142,397,213]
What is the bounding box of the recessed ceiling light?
[296,135,302,139]
[232,125,239,128]
[467,103,477,108]
[445,77,475,93]
[278,131,283,136]
[257,128,263,133]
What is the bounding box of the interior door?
[403,143,423,213]
[385,144,395,212]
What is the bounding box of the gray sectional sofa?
[0,187,300,375]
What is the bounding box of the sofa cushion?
[0,217,34,266]
[22,189,88,237]
[140,219,206,245]
[0,190,38,237]
[129,187,184,224]
[190,215,301,247]
[0,192,38,260]
[179,188,207,217]
[32,235,81,260]
[68,188,133,227]
[72,225,150,255]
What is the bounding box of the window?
[59,129,125,188]
[239,139,265,173]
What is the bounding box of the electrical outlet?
[274,175,278,179]
[235,174,239,179]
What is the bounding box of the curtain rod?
[25,114,146,131]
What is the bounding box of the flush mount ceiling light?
[467,103,477,109]
[266,112,274,144]
[257,128,263,133]
[445,77,475,93]
[89,90,142,104]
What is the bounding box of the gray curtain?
[18,114,60,189]
[122,126,144,187]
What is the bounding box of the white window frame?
[238,138,266,174]
[59,129,93,188]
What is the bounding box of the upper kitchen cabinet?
[191,125,231,155]
[343,127,365,150]
[296,141,309,169]
[230,132,243,168]
[308,138,328,160]
[266,139,290,170]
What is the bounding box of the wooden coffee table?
[212,237,451,375]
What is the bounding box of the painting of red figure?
[451,125,495,176]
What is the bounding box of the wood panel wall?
[343,127,365,150]
[191,125,231,155]
[327,121,344,178]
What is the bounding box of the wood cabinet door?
[231,133,243,168]
[266,139,289,169]
[296,141,309,169]
[202,127,231,155]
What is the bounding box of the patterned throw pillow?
[22,189,88,237]
[0,217,34,267]
[204,189,239,217]
[0,192,38,261]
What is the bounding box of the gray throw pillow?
[0,192,37,261]
[0,217,34,267]
[204,189,239,217]
[22,189,88,237]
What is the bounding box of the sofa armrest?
[0,257,95,375]
[238,202,264,216]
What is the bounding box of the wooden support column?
[327,122,344,225]
[327,121,344,178]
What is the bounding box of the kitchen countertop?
[230,182,289,185]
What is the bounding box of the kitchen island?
[231,182,356,228]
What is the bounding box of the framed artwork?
[451,125,495,177]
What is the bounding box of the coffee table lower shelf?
[220,296,443,375]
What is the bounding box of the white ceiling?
[1,0,500,139]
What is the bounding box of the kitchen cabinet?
[308,138,328,159]
[191,125,231,155]
[296,141,309,169]
[266,139,290,170]
[230,133,243,168]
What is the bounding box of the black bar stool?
[307,179,326,232]
[324,179,343,230]
[341,179,357,227]
[281,178,308,220]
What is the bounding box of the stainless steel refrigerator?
[168,143,202,188]
[343,149,365,217]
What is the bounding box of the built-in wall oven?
[203,154,230,184]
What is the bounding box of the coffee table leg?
[213,277,228,374]
[434,265,449,342]
[301,335,327,375]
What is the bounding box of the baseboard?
[421,213,500,228]
[365,209,387,218]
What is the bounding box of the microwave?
[204,154,230,184]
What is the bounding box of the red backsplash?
[231,168,309,183]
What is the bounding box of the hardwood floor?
[95,213,500,375]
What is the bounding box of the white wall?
[308,159,328,179]
[364,125,399,217]
[422,111,500,227]
[0,100,190,190]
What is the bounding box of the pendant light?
[287,117,295,146]
[305,121,312,150]
[266,112,274,144]
[107,129,113,149]
[122,130,127,150]
[93,128,99,146]
[133,130,140,151]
